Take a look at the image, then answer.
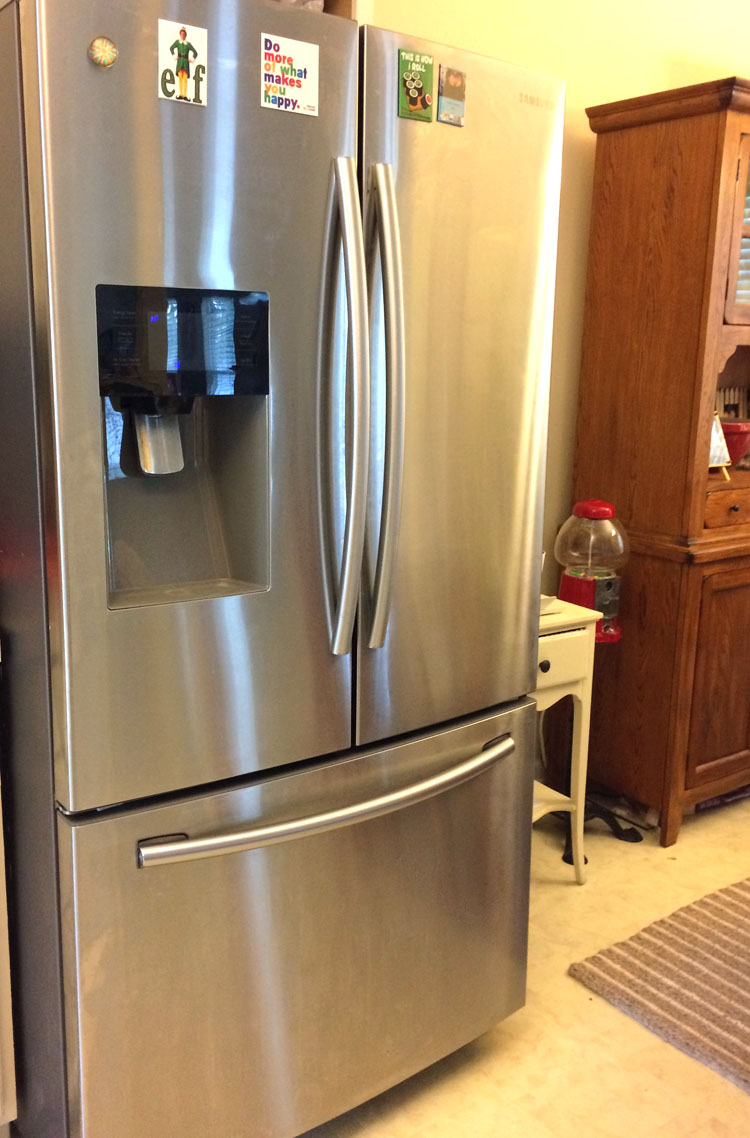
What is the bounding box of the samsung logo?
[519,92,555,110]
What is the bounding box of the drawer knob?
[730,504,740,512]
[539,659,551,673]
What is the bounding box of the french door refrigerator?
[0,0,563,1135]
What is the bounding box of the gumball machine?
[554,500,629,642]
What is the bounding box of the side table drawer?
[536,628,589,691]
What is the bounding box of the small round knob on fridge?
[539,659,551,673]
[88,37,118,67]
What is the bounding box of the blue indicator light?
[150,314,159,323]
[175,360,181,369]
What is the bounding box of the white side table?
[532,599,601,885]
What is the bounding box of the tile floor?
[304,797,750,1138]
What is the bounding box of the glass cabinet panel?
[725,135,750,322]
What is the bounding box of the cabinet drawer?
[536,628,588,691]
[705,487,750,528]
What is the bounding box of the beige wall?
[365,0,750,588]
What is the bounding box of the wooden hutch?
[574,78,750,844]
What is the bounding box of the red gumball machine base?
[558,567,623,643]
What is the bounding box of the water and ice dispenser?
[97,285,270,606]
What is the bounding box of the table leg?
[569,688,588,884]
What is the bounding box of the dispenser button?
[115,327,136,355]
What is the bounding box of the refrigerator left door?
[21,1,360,809]
[57,701,534,1138]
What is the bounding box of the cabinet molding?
[587,77,750,134]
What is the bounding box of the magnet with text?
[261,33,319,116]
[158,20,207,105]
[398,49,433,121]
[437,64,466,127]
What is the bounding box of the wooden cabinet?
[575,78,750,844]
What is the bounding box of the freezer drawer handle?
[137,734,515,868]
[317,156,371,657]
[364,163,406,649]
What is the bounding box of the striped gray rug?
[569,877,750,1092]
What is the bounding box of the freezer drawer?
[58,702,534,1138]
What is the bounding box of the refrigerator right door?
[357,29,564,744]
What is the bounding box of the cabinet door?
[725,135,750,323]
[687,564,750,786]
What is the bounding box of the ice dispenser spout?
[116,393,194,476]
[133,411,184,475]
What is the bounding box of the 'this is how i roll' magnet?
[398,49,433,121]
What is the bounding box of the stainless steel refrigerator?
[0,1,563,1135]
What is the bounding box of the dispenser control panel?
[96,285,270,404]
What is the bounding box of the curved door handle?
[364,163,406,648]
[317,156,371,656]
[138,734,515,868]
